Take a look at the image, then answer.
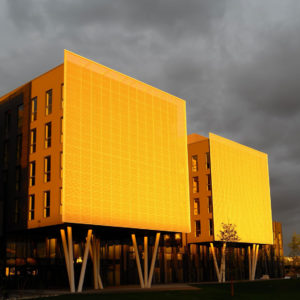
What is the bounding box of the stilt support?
[60,227,75,292]
[89,235,104,290]
[77,229,93,292]
[210,243,221,282]
[249,244,259,280]
[131,232,160,288]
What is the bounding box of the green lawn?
[31,279,300,300]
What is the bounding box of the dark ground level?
[1,279,299,300]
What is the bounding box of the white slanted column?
[221,243,227,282]
[210,243,221,282]
[77,229,93,292]
[60,227,75,292]
[89,235,104,290]
[67,227,76,292]
[60,229,71,287]
[131,233,161,288]
[144,236,148,287]
[147,232,160,288]
[252,244,259,280]
[248,246,252,280]
[131,234,145,288]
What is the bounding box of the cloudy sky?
[1,0,299,253]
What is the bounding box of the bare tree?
[210,222,240,283]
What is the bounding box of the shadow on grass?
[29,279,300,300]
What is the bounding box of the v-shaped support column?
[60,227,75,292]
[131,233,160,288]
[210,243,226,282]
[248,244,259,280]
[89,235,104,289]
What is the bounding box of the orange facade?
[28,65,64,228]
[187,134,214,243]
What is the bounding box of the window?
[61,83,64,108]
[16,135,22,163]
[14,198,20,224]
[44,191,50,217]
[207,174,211,191]
[30,129,36,153]
[17,104,24,130]
[31,97,37,121]
[195,220,201,237]
[194,198,200,215]
[192,176,199,193]
[59,187,62,215]
[60,152,63,178]
[15,167,21,192]
[44,156,51,182]
[45,89,52,115]
[206,152,210,169]
[45,122,51,148]
[209,219,213,236]
[191,155,198,172]
[3,141,9,168]
[29,194,35,220]
[60,117,63,143]
[4,111,11,136]
[208,196,213,213]
[29,161,36,186]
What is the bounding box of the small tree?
[288,233,300,276]
[218,223,240,282]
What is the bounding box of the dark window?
[44,191,50,217]
[44,156,51,182]
[46,90,52,115]
[206,152,210,169]
[4,111,11,136]
[45,122,51,148]
[61,83,64,108]
[195,220,201,237]
[31,97,37,121]
[208,196,213,213]
[194,198,200,215]
[192,176,199,193]
[14,198,20,224]
[17,104,24,130]
[15,167,21,192]
[16,135,22,163]
[29,194,35,220]
[29,161,36,186]
[30,129,36,153]
[60,152,63,178]
[60,117,63,143]
[3,141,9,168]
[209,219,213,236]
[207,174,211,191]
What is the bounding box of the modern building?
[0,51,283,291]
[185,133,283,281]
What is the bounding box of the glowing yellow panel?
[62,50,190,232]
[209,133,273,244]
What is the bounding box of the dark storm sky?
[1,0,299,254]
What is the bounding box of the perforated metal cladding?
[209,133,273,244]
[62,50,190,232]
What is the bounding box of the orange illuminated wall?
[209,133,273,244]
[63,50,190,232]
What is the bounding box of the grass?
[29,279,300,300]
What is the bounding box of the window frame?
[45,89,52,115]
